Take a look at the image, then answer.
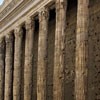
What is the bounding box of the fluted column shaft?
[4,34,14,100]
[37,8,49,100]
[0,37,5,100]
[13,27,23,100]
[75,0,89,100]
[24,18,34,100]
[53,0,67,100]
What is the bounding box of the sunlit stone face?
[0,0,4,5]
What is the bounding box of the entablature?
[0,0,54,35]
[0,0,24,21]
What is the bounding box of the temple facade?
[0,0,100,100]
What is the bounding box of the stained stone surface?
[88,1,100,100]
[64,7,77,100]
[32,19,39,100]
[0,0,100,100]
[46,10,55,100]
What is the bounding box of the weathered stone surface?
[64,4,77,100]
[4,34,14,100]
[46,9,56,100]
[53,0,67,100]
[75,0,89,100]
[13,26,23,100]
[88,1,100,100]
[0,37,5,100]
[32,20,39,100]
[0,0,100,100]
[37,7,49,100]
[24,18,34,100]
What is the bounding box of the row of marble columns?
[0,0,89,100]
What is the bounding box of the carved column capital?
[25,17,35,31]
[56,0,67,10]
[14,26,23,38]
[0,37,5,44]
[39,7,49,22]
[0,37,5,53]
[5,33,13,43]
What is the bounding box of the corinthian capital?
[14,26,23,38]
[5,33,13,43]
[0,36,5,50]
[0,36,5,44]
[39,7,49,22]
[25,17,34,31]
[56,0,67,10]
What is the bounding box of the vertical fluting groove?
[4,34,14,100]
[75,0,89,100]
[0,37,5,100]
[24,18,34,100]
[37,7,49,100]
[13,27,23,100]
[53,0,67,100]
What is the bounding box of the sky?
[0,0,4,5]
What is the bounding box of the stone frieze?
[0,0,23,21]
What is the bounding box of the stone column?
[24,18,34,100]
[13,26,23,100]
[37,8,49,100]
[4,34,14,100]
[0,37,5,100]
[53,0,67,100]
[75,0,89,100]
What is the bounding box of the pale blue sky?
[0,0,4,5]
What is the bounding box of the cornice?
[0,0,40,29]
[0,0,12,12]
[0,0,23,21]
[0,0,54,34]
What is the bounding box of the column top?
[14,26,23,38]
[39,7,49,22]
[56,0,67,10]
[0,36,5,43]
[25,17,35,30]
[5,33,14,43]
